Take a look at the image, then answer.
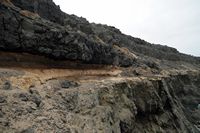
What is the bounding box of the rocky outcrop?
[0,67,199,132]
[91,24,200,64]
[0,0,200,133]
[0,0,199,67]
[0,1,136,67]
[10,0,65,25]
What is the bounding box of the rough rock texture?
[0,67,199,133]
[0,0,199,67]
[10,0,66,25]
[0,0,137,67]
[0,0,200,133]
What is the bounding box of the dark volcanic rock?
[11,0,65,25]
[0,1,136,66]
[0,1,200,132]
[91,24,200,64]
[0,0,199,68]
[59,80,78,89]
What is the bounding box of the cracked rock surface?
[0,67,200,133]
[0,0,200,133]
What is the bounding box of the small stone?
[36,116,48,121]
[27,103,37,113]
[0,96,6,103]
[29,88,39,95]
[30,94,42,107]
[19,93,29,101]
[3,81,12,90]
[20,128,35,133]
[60,80,78,89]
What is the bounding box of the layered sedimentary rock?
[0,0,200,133]
[0,62,199,132]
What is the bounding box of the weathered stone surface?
[0,68,199,132]
[0,0,200,133]
[0,0,199,67]
[0,1,137,67]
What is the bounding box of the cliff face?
[0,63,199,133]
[0,0,200,133]
[1,0,200,66]
[0,0,138,67]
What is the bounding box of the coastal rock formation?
[0,0,137,67]
[0,0,200,133]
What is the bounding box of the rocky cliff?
[0,0,200,133]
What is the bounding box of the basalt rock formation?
[0,0,200,133]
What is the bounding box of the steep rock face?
[0,0,200,67]
[0,0,200,133]
[0,68,199,132]
[0,1,136,66]
[90,24,200,64]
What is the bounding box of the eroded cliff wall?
[0,68,199,132]
[0,0,199,133]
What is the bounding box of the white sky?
[54,0,200,56]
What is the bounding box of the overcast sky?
[54,0,200,57]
